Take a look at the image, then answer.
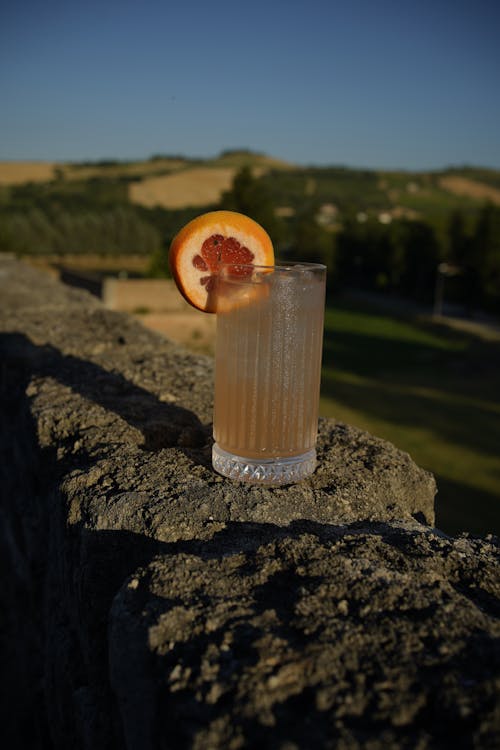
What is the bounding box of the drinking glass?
[212,261,326,484]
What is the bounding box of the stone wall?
[1,256,499,749]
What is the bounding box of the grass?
[319,295,500,537]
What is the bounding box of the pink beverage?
[212,262,326,484]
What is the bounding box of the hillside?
[1,152,500,215]
[129,167,236,209]
[439,175,500,206]
[0,161,57,185]
[1,152,500,298]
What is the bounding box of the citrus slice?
[168,210,274,312]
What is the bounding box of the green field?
[319,295,500,537]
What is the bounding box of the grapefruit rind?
[169,210,274,313]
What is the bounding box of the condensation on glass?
[212,261,326,484]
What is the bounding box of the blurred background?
[1,0,499,536]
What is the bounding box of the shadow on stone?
[2,305,499,749]
[1,331,209,454]
[106,520,500,750]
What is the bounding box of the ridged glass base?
[212,444,316,485]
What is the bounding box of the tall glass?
[212,261,326,484]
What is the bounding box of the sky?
[1,0,499,170]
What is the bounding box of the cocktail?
[169,211,326,484]
[212,262,325,483]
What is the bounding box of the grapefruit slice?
[168,210,274,312]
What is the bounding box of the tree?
[399,220,440,302]
[220,166,286,247]
[288,204,336,280]
[471,204,500,311]
[447,209,468,264]
[336,218,392,291]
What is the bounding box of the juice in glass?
[212,262,326,484]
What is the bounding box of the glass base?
[212,444,316,485]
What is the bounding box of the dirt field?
[61,158,189,182]
[439,175,500,205]
[0,158,191,186]
[0,161,56,185]
[129,167,236,209]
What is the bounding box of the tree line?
[220,167,500,314]
[1,168,499,312]
[0,205,160,256]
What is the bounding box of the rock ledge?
[1,257,498,749]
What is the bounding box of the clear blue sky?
[1,0,499,170]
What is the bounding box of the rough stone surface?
[1,256,499,749]
[112,523,500,750]
[0,257,436,533]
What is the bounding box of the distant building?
[316,203,339,227]
[275,206,295,218]
[378,212,392,224]
[377,207,420,224]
